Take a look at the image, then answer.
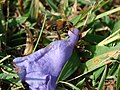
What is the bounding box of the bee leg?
[57,31,61,40]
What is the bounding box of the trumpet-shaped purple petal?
[13,28,79,90]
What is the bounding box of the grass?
[0,0,120,90]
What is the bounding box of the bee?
[52,19,74,32]
[38,16,75,40]
[50,19,74,40]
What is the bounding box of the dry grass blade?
[22,25,34,55]
[68,0,78,20]
[30,0,40,19]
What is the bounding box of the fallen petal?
[13,28,79,90]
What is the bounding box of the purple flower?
[13,28,79,90]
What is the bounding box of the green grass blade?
[116,65,120,90]
[59,81,80,90]
[58,51,81,81]
[98,65,107,90]
[95,7,120,20]
[77,7,120,28]
[67,44,120,82]
[76,78,85,89]
[98,29,120,46]
[93,66,105,81]
[29,0,39,19]
[108,62,119,76]
[45,0,59,12]
[33,14,47,52]
[0,55,11,64]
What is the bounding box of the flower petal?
[68,28,79,46]
[13,28,79,90]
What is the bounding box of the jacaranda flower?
[13,28,79,90]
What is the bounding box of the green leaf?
[12,29,26,37]
[97,20,120,46]
[76,78,85,89]
[95,7,120,20]
[116,65,120,90]
[112,20,120,33]
[92,66,105,86]
[108,62,119,76]
[58,51,81,81]
[46,0,59,12]
[87,43,120,57]
[78,0,94,5]
[98,27,120,46]
[87,12,96,24]
[83,32,105,44]
[67,44,120,81]
[29,0,39,19]
[98,66,107,90]
[93,66,105,81]
[56,87,66,90]
[8,17,28,27]
[16,17,28,25]
[93,0,110,12]
[84,45,120,73]
[71,14,82,25]
[0,70,19,83]
[9,37,26,47]
[59,81,80,90]
[77,7,120,28]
